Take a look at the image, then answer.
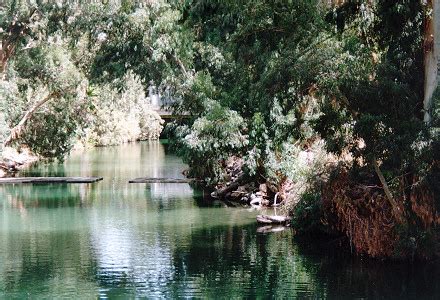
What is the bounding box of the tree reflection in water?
[0,141,439,298]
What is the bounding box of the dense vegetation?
[1,0,439,259]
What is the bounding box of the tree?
[0,0,175,159]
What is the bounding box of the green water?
[0,141,439,298]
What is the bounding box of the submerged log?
[256,214,292,225]
[0,177,103,184]
[129,177,200,183]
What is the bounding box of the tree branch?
[0,8,38,77]
[4,92,58,146]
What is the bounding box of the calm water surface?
[0,141,439,299]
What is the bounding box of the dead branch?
[372,158,404,223]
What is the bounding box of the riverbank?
[193,145,440,260]
[0,147,39,177]
[207,141,334,210]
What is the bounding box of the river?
[0,141,439,298]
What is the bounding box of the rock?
[261,199,270,206]
[243,184,252,191]
[212,173,246,199]
[223,174,232,182]
[2,147,38,168]
[250,197,262,206]
[240,196,249,203]
[237,185,248,192]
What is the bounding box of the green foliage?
[14,42,87,96]
[394,224,440,260]
[0,1,169,159]
[21,109,78,159]
[69,0,194,96]
[0,113,8,156]
[1,40,89,159]
[175,70,217,117]
[433,87,440,129]
[86,71,163,146]
[178,101,248,184]
[290,192,324,235]
[0,0,438,260]
[244,112,268,176]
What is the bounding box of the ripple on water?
[1,142,440,298]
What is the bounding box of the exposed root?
[323,170,398,257]
[322,169,439,258]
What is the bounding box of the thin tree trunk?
[4,92,57,146]
[423,0,440,124]
[0,39,17,80]
[372,158,404,223]
[173,54,189,77]
[0,9,37,80]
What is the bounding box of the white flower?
[67,16,75,24]
[97,32,108,43]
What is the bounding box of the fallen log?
[211,173,247,198]
[256,214,292,225]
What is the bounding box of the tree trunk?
[4,92,57,146]
[0,9,37,79]
[0,37,17,79]
[372,158,404,223]
[211,173,247,198]
[423,0,440,124]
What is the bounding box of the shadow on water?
[0,141,439,298]
[0,184,87,209]
[290,234,440,299]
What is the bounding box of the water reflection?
[0,141,439,298]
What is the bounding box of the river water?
[0,141,439,298]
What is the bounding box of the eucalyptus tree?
[0,0,181,159]
[0,1,92,158]
[174,0,329,182]
[177,1,439,256]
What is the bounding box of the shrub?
[85,71,164,146]
[178,100,248,184]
